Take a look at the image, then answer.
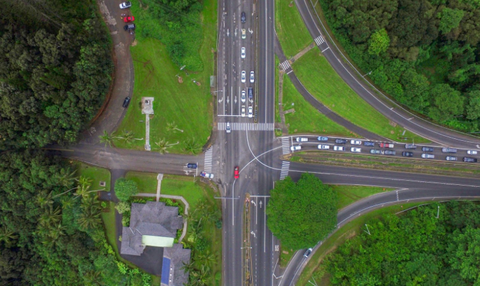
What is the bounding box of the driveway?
[81,0,135,144]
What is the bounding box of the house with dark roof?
[119,201,191,285]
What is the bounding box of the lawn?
[293,49,429,143]
[75,162,111,192]
[296,202,427,285]
[114,0,217,153]
[333,185,392,209]
[275,0,313,59]
[282,74,355,137]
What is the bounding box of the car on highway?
[303,248,313,258]
[333,146,345,151]
[467,150,478,155]
[119,1,132,9]
[317,144,330,150]
[350,147,361,153]
[335,139,347,144]
[402,151,413,157]
[317,136,328,141]
[241,47,246,59]
[124,24,135,31]
[442,147,457,153]
[290,145,301,151]
[422,146,434,152]
[363,141,375,147]
[187,163,197,169]
[248,87,253,102]
[370,149,381,154]
[383,150,396,156]
[445,156,457,161]
[241,12,246,23]
[241,70,246,83]
[405,144,417,149]
[421,154,435,159]
[463,157,478,163]
[241,89,246,103]
[250,71,255,83]
[296,137,308,142]
[234,166,239,179]
[200,171,214,179]
[350,140,362,145]
[379,142,394,148]
[123,16,135,23]
[226,122,231,133]
[241,28,246,39]
[122,96,131,108]
[241,105,246,117]
[248,106,253,118]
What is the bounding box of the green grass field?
[114,0,217,153]
[333,185,392,209]
[275,0,313,58]
[282,75,355,136]
[296,202,427,285]
[293,49,429,143]
[75,162,111,192]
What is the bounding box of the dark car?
[363,141,375,147]
[422,146,434,152]
[303,248,313,258]
[248,87,253,102]
[402,151,413,157]
[335,139,347,144]
[463,157,478,163]
[317,136,329,141]
[384,150,396,155]
[122,96,131,108]
[124,23,135,31]
[241,12,246,23]
[187,163,198,169]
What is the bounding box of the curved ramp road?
[295,0,480,149]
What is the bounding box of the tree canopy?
[266,174,338,250]
[326,201,480,285]
[115,178,139,202]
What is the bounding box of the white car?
[119,1,132,9]
[351,140,362,145]
[200,171,214,179]
[241,70,246,83]
[467,150,478,155]
[241,47,246,59]
[350,147,361,153]
[241,89,246,103]
[241,105,246,117]
[290,145,301,151]
[421,153,435,159]
[333,146,345,151]
[250,71,255,83]
[318,144,330,150]
[248,106,253,118]
[296,137,308,142]
[241,29,246,39]
[226,122,231,133]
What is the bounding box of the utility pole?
[436,205,440,219]
[364,224,371,235]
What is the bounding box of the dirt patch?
[131,39,138,46]
[178,76,183,83]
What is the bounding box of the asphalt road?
[295,0,480,149]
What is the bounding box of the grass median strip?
[292,49,428,143]
[289,151,480,178]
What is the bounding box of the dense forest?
[320,0,480,132]
[325,202,480,285]
[0,0,113,150]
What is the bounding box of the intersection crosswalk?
[280,161,290,180]
[281,137,291,155]
[203,148,213,173]
[218,122,275,131]
[279,60,291,71]
[314,35,325,46]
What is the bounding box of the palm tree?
[198,250,216,268]
[155,138,179,154]
[84,270,104,286]
[181,260,196,273]
[38,205,62,228]
[78,206,102,231]
[36,191,54,209]
[184,138,201,154]
[0,225,18,247]
[166,121,184,133]
[99,130,115,147]
[57,168,77,187]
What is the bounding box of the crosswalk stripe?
[282,137,291,155]
[314,35,325,46]
[280,60,291,71]
[280,161,290,180]
[204,148,213,173]
[218,122,275,131]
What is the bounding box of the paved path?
[156,173,163,202]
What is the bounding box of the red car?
[379,142,395,148]
[123,16,135,23]
[234,166,239,179]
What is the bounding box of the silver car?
[248,106,253,118]
[241,70,246,83]
[317,144,330,150]
[226,122,231,134]
[119,1,132,9]
[241,105,246,117]
[241,47,246,59]
[421,153,435,159]
[350,147,361,153]
[241,89,246,103]
[250,71,255,83]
